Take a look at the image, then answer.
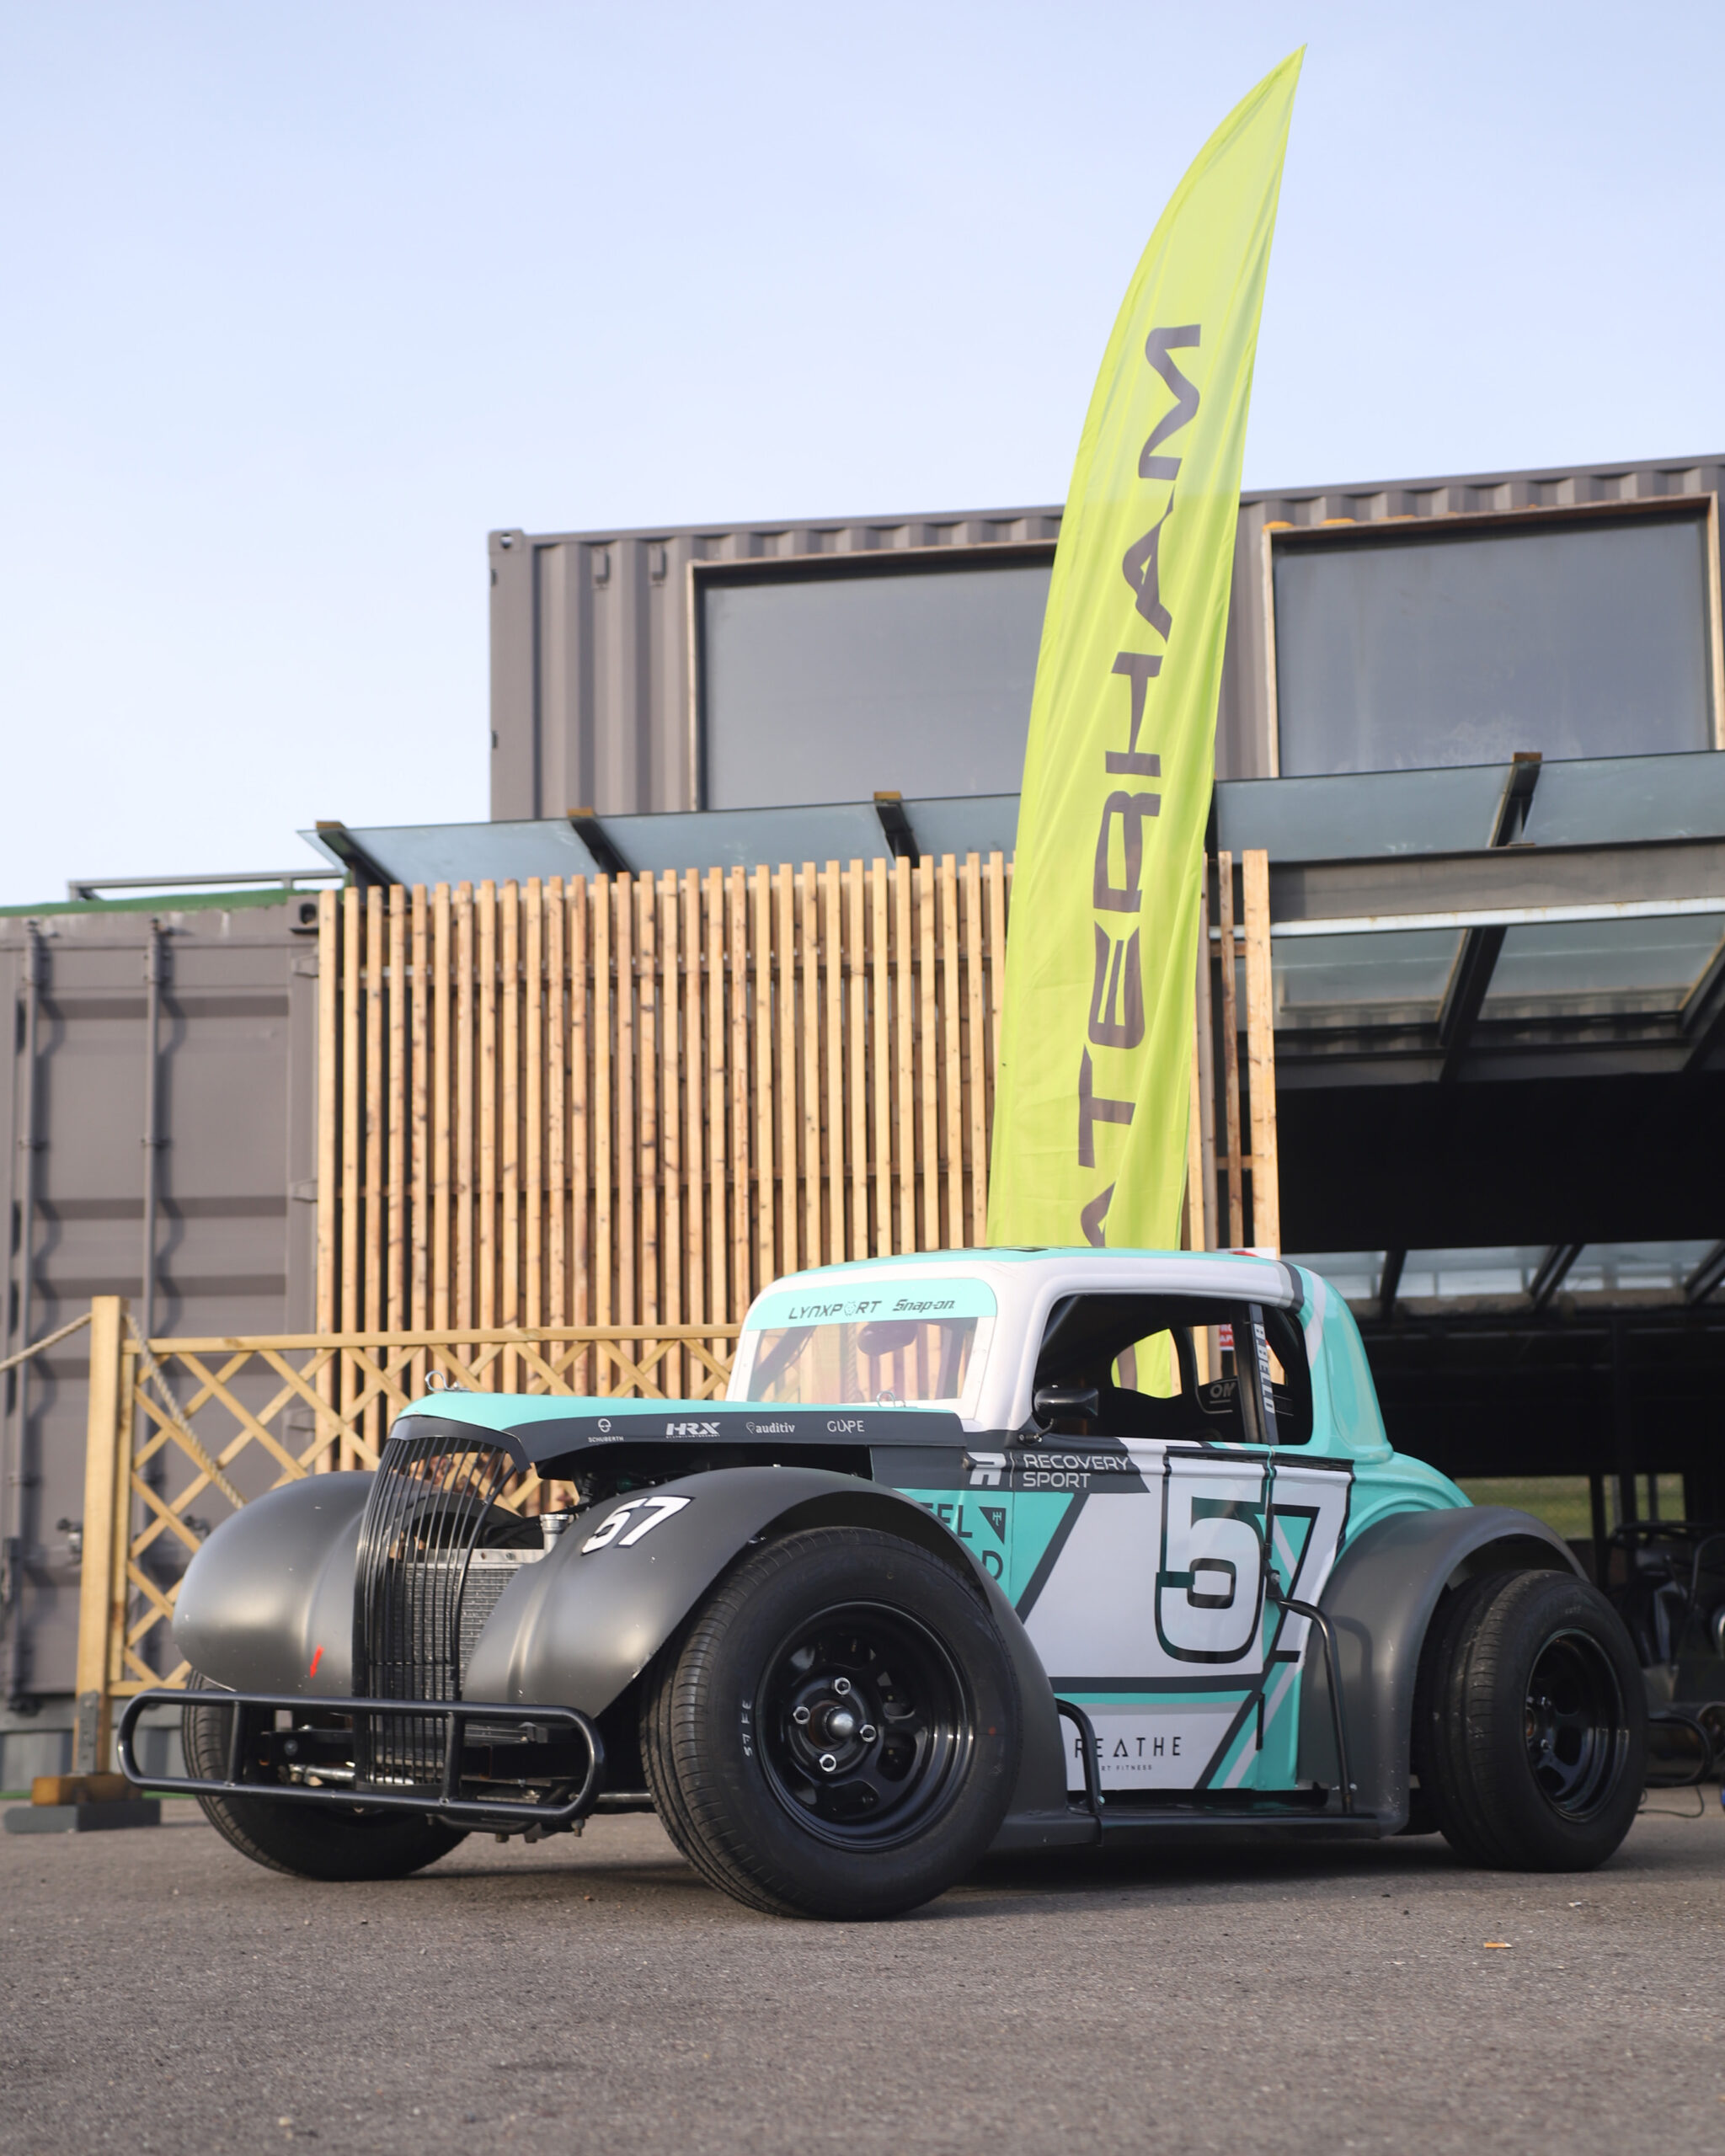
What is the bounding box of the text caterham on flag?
[987,51,1301,1252]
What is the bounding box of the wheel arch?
[1296,1504,1581,1828]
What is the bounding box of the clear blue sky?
[3,2,1722,905]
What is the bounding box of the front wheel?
[1413,1569,1646,1871]
[182,1678,468,1881]
[643,1527,1020,1919]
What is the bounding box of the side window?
[1033,1292,1313,1447]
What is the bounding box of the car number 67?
[580,1493,692,1552]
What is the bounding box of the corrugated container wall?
[489,509,1064,819]
[0,899,318,1760]
[493,455,1725,814]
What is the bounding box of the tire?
[182,1678,468,1882]
[1413,1569,1646,1871]
[642,1526,1020,1920]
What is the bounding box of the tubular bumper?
[117,1688,605,1828]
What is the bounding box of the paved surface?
[3,1796,1722,2154]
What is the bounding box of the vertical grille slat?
[353,1429,516,1788]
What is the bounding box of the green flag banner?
[987,51,1300,1253]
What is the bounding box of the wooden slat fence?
[314,850,1279,1445]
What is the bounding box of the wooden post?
[73,1296,130,1775]
[1215,851,1245,1249]
[314,891,339,1337]
[1242,849,1281,1254]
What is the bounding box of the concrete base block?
[3,1799,162,1834]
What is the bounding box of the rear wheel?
[643,1527,1020,1919]
[182,1678,467,1881]
[1413,1570,1645,1870]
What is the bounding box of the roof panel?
[1482,915,1725,1013]
[1522,750,1725,846]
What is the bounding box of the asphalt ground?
[3,1796,1722,2155]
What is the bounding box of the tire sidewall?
[681,1531,1020,1919]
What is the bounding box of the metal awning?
[300,750,1725,1082]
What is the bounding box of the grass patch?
[1457,1474,1686,1543]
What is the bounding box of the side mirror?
[1033,1382,1100,1428]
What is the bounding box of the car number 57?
[580,1494,692,1552]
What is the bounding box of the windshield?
[734,1279,996,1410]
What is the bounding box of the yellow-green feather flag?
[988,51,1300,1252]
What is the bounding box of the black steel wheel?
[182,1675,467,1882]
[1413,1569,1645,1871]
[1523,1629,1626,1817]
[757,1603,968,1849]
[643,1526,1020,1920]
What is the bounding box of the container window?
[1273,512,1713,776]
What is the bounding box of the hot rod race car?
[122,1250,1648,1919]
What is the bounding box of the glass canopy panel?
[1562,1242,1717,1299]
[1272,929,1461,1026]
[1273,513,1712,776]
[1215,764,1510,860]
[604,801,889,874]
[1481,915,1725,1014]
[702,559,1053,809]
[1397,1249,1551,1299]
[901,793,1020,861]
[308,820,603,886]
[1523,749,1725,846]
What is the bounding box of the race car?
[123,1249,1649,1919]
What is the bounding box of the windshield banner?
[745,1279,999,1330]
[988,51,1300,1251]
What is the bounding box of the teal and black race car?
[125,1250,1648,1919]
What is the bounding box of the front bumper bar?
[117,1689,606,1828]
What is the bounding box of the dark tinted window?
[1274,514,1713,775]
[701,558,1052,808]
[1034,1293,1312,1447]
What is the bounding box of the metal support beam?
[1436,924,1508,1083]
[1268,834,1725,938]
[1434,754,1541,1084]
[1488,751,1543,846]
[565,809,630,878]
[1589,1473,1609,1588]
[1679,931,1725,1074]
[312,821,391,889]
[1685,1240,1725,1304]
[1529,1241,1584,1311]
[873,792,920,865]
[1378,1249,1406,1324]
[1611,1321,1637,1532]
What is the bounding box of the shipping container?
[0,894,318,1781]
[491,454,1725,817]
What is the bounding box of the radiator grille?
[353,1428,518,1786]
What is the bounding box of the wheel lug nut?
[792,1706,810,1726]
[833,1678,852,1696]
[859,1724,877,1742]
[819,1753,837,1773]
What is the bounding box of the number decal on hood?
[580,1494,692,1552]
